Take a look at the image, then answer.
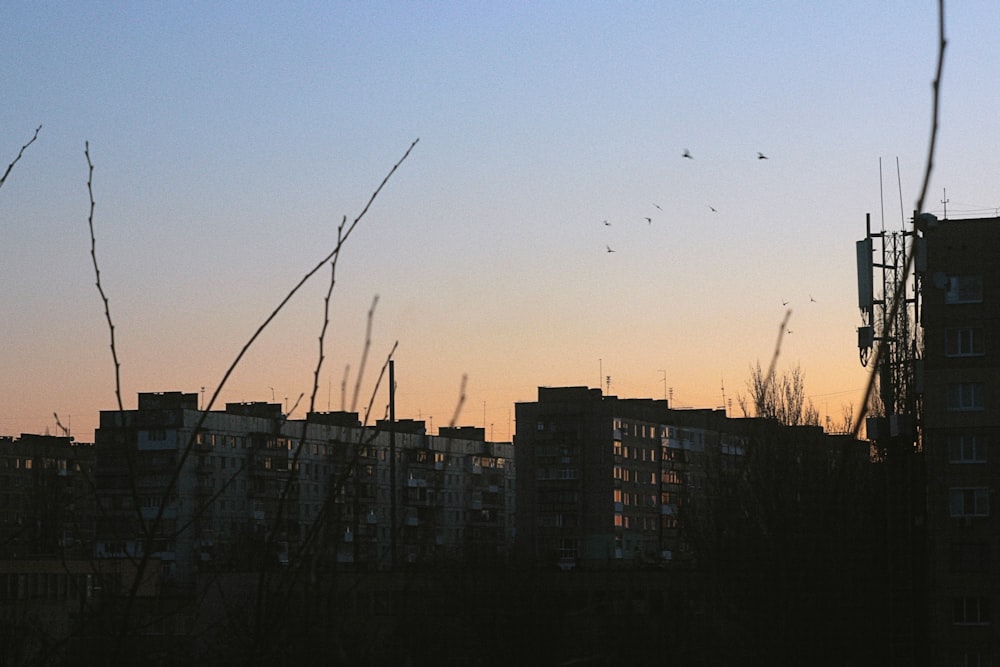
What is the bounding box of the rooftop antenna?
[720,376,727,411]
[605,375,611,394]
[201,386,205,410]
[879,157,885,232]
[659,370,667,402]
[941,187,949,219]
[896,157,905,229]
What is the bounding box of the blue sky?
[2,2,995,441]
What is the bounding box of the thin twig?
[351,295,379,412]
[311,218,346,418]
[340,364,350,411]
[0,125,41,191]
[448,373,468,428]
[86,143,124,414]
[765,310,792,392]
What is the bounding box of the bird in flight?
[809,294,817,302]
[606,245,615,253]
[603,219,611,226]
[683,149,693,159]
[709,206,718,213]
[644,217,652,225]
[653,203,662,211]
[757,152,768,160]
[782,299,789,306]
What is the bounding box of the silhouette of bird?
[683,149,693,159]
[644,217,652,225]
[757,152,768,160]
[603,220,611,226]
[782,299,789,306]
[809,294,817,302]
[786,329,793,334]
[653,203,662,211]
[709,206,718,213]
[606,245,615,253]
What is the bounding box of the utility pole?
[389,359,397,569]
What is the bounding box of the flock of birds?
[603,148,769,254]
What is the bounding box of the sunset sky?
[2,2,996,443]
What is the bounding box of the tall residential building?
[919,215,1000,665]
[0,434,95,559]
[94,392,514,586]
[513,386,738,568]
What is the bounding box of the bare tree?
[738,361,819,427]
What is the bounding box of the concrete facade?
[920,215,1000,665]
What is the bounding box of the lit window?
[950,487,989,517]
[948,435,987,463]
[947,383,985,411]
[946,327,985,357]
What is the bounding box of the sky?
[2,1,997,443]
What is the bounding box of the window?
[953,596,991,625]
[946,327,985,357]
[558,538,577,559]
[946,276,984,304]
[951,652,991,667]
[949,435,987,463]
[947,383,985,411]
[950,543,990,574]
[950,488,989,517]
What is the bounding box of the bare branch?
[0,125,41,191]
[52,412,71,438]
[351,295,379,412]
[310,217,346,418]
[764,309,792,392]
[85,143,124,414]
[115,138,419,655]
[340,364,350,411]
[448,373,468,428]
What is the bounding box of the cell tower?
[856,212,922,455]
[856,211,927,664]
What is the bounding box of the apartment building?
[94,392,514,586]
[919,215,1000,665]
[513,386,738,568]
[0,434,95,559]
